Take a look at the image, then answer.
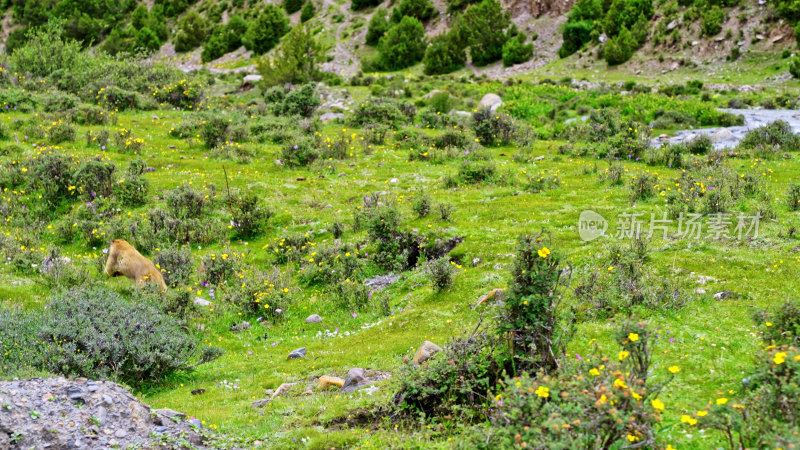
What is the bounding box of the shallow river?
[650,108,800,149]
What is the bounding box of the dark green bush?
[243,5,289,55]
[301,1,316,22]
[276,84,321,117]
[686,134,714,155]
[39,285,217,385]
[285,0,305,14]
[366,9,390,46]
[46,120,77,144]
[42,92,80,112]
[502,33,534,67]
[603,26,638,65]
[701,6,725,36]
[457,0,511,66]
[349,97,410,128]
[422,31,466,75]
[352,0,382,11]
[174,11,209,52]
[787,183,800,211]
[390,0,437,22]
[113,174,150,206]
[377,16,427,70]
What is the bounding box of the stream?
[650,108,800,149]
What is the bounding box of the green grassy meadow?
[3,74,800,449]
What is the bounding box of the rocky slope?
[0,378,209,449]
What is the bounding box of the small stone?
[264,389,275,397]
[341,368,367,392]
[534,155,545,161]
[287,347,306,359]
[272,383,297,398]
[305,314,323,323]
[114,429,127,438]
[389,178,399,183]
[42,393,54,401]
[154,408,186,421]
[193,297,212,307]
[471,257,482,267]
[251,399,270,408]
[413,341,443,364]
[696,288,707,295]
[478,93,503,112]
[317,376,345,390]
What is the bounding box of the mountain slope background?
[0,0,796,81]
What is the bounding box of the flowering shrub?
[152,244,194,288]
[151,79,204,108]
[298,242,363,286]
[472,108,516,146]
[281,136,320,167]
[223,268,292,319]
[201,248,243,286]
[426,257,455,291]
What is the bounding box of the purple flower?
[352,312,357,318]
[575,353,582,359]
[101,145,106,150]
[275,308,283,314]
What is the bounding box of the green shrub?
[701,6,725,36]
[153,244,194,288]
[46,120,77,144]
[502,33,534,67]
[38,285,218,385]
[428,92,454,113]
[10,21,86,78]
[330,278,373,310]
[394,331,501,419]
[301,1,316,21]
[202,29,229,63]
[71,105,111,126]
[352,0,382,11]
[258,24,323,86]
[201,248,242,286]
[790,56,800,79]
[113,174,149,206]
[686,134,714,155]
[412,193,432,217]
[285,0,305,14]
[739,121,800,153]
[349,97,410,128]
[366,9,390,46]
[754,301,800,345]
[489,322,663,448]
[282,136,320,167]
[445,160,498,186]
[457,0,511,66]
[787,183,800,211]
[224,268,292,318]
[422,31,466,75]
[0,307,47,377]
[232,191,272,238]
[75,159,116,198]
[427,257,454,291]
[277,83,320,117]
[174,11,209,52]
[390,0,437,22]
[498,234,574,372]
[42,92,80,112]
[377,16,427,70]
[472,108,516,146]
[603,26,638,65]
[134,27,162,52]
[243,5,289,55]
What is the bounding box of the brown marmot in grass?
[104,239,167,291]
